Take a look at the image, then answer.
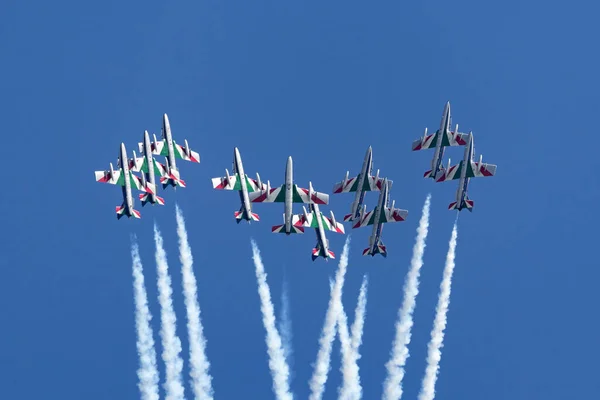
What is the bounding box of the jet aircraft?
[294,203,345,261]
[411,101,469,180]
[332,146,387,222]
[131,130,167,206]
[211,147,267,223]
[352,178,408,257]
[94,143,155,219]
[140,113,200,188]
[250,156,329,235]
[436,132,497,211]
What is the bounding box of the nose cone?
[234,147,240,160]
[443,101,450,115]
[120,142,126,153]
[287,156,292,167]
[144,130,150,142]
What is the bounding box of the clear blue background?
[1,0,598,398]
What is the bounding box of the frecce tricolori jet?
[94,143,156,219]
[436,132,497,211]
[139,113,200,189]
[294,203,345,261]
[332,146,387,222]
[130,130,167,206]
[352,178,408,257]
[211,147,266,223]
[411,101,469,180]
[250,156,329,235]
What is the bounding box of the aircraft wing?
[352,206,407,228]
[173,141,200,163]
[129,157,167,177]
[297,210,345,233]
[249,185,285,203]
[211,174,264,192]
[412,130,469,151]
[438,161,497,181]
[139,139,169,157]
[294,185,329,204]
[333,175,387,193]
[95,169,154,193]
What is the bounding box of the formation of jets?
[94,102,496,259]
[94,114,200,219]
[412,101,497,211]
[212,146,406,260]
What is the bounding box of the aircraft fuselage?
[163,113,177,172]
[120,143,134,216]
[350,146,373,220]
[143,130,158,204]
[284,156,293,234]
[368,179,389,253]
[431,101,452,178]
[234,147,253,221]
[312,203,330,257]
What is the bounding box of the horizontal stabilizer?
[139,193,165,206]
[363,242,387,257]
[272,224,304,234]
[449,199,474,211]
[343,213,354,222]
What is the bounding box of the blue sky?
[1,0,599,398]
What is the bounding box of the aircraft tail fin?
[116,204,141,219]
[449,199,474,212]
[272,224,304,234]
[234,209,260,223]
[362,241,387,257]
[139,193,165,207]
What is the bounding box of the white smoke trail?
[418,222,458,400]
[336,288,353,400]
[250,240,293,400]
[308,237,351,400]
[383,194,432,400]
[278,279,294,380]
[130,236,160,400]
[175,205,214,399]
[337,274,369,400]
[154,224,186,400]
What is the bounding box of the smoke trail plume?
[175,205,214,399]
[336,274,369,400]
[154,224,186,400]
[418,222,458,400]
[131,236,160,400]
[250,240,293,400]
[383,194,432,400]
[279,279,294,379]
[308,237,351,400]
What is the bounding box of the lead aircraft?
[211,147,266,223]
[412,101,469,180]
[294,203,345,261]
[94,143,156,219]
[436,132,497,211]
[250,156,329,235]
[139,113,200,188]
[352,178,408,257]
[332,146,387,222]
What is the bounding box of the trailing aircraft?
[94,143,155,219]
[211,147,266,223]
[332,146,387,222]
[436,132,497,211]
[294,203,345,261]
[130,130,167,206]
[352,178,408,257]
